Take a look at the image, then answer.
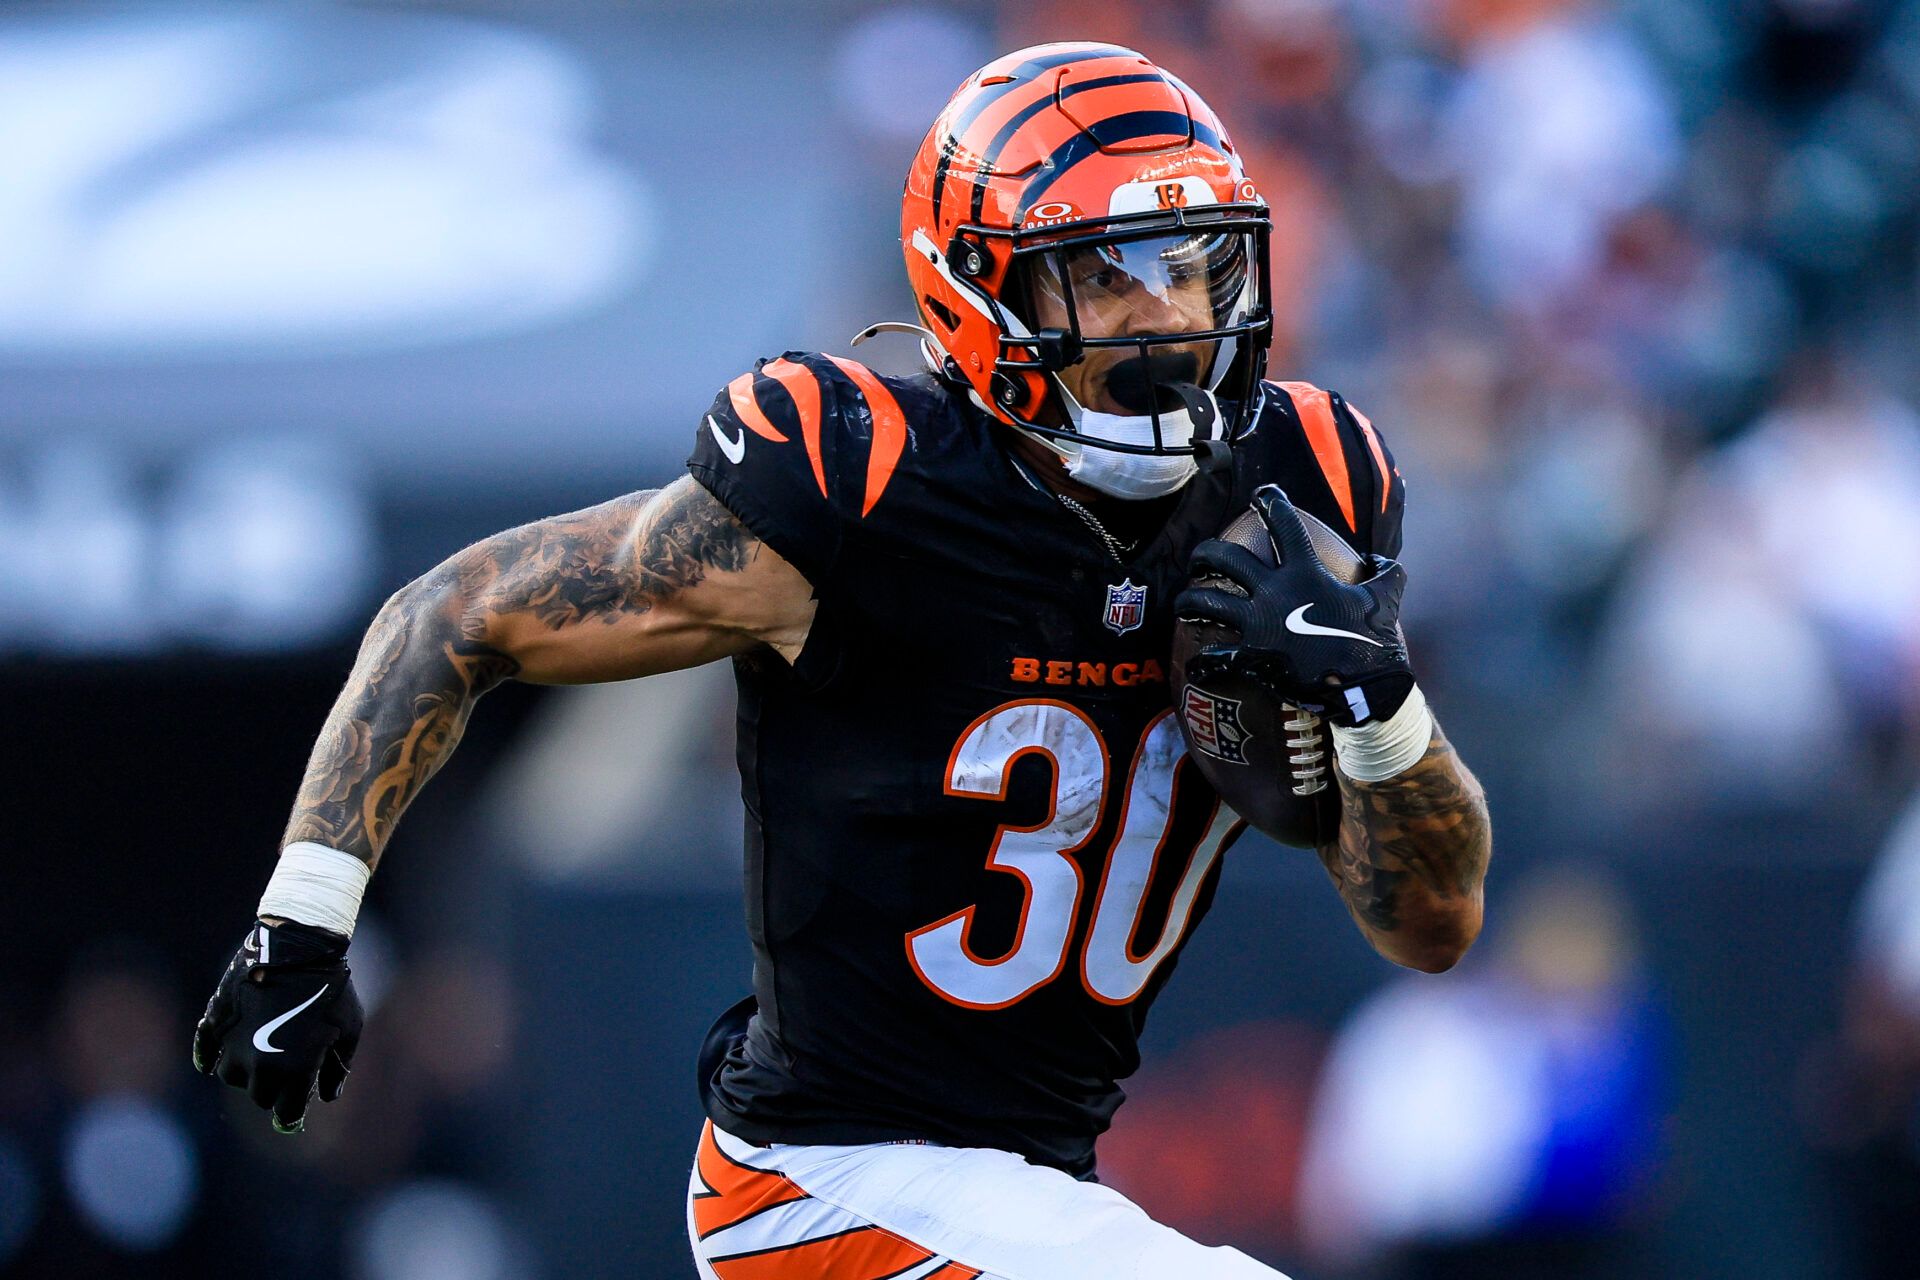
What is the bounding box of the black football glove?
[193,918,363,1133]
[1176,484,1415,726]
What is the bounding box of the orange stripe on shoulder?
[825,355,907,517]
[924,1265,984,1278]
[692,1122,812,1239]
[764,358,828,500]
[727,372,789,443]
[1346,400,1393,514]
[709,1224,933,1280]
[1277,380,1354,533]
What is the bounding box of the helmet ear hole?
[923,296,961,333]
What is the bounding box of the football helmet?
[900,43,1273,462]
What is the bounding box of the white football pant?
[687,1120,1291,1280]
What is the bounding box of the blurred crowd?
[1103,866,1669,1280]
[998,1,1920,1271]
[1001,0,1920,810]
[0,921,528,1278]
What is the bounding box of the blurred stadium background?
[4,0,1919,1275]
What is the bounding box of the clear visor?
[1021,229,1257,345]
[1016,229,1258,417]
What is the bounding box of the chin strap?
[1166,382,1220,441]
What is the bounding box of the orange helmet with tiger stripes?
[901,43,1273,453]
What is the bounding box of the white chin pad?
[1059,406,1200,500]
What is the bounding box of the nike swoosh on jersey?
[707,415,746,464]
[1284,604,1382,647]
[253,983,330,1054]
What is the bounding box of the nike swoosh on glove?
[1175,484,1416,726]
[193,918,363,1133]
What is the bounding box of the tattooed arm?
[281,476,813,868]
[1319,721,1491,973]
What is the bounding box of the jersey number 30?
[906,700,1240,1010]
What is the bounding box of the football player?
[194,43,1490,1280]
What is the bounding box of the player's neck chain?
[1055,492,1140,561]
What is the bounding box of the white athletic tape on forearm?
[1331,684,1433,783]
[257,842,371,938]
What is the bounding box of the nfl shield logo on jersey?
[1102,580,1146,635]
[1181,686,1250,763]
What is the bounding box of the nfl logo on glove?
[1103,579,1146,635]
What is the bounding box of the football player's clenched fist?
[193,918,363,1133]
[1176,484,1416,727]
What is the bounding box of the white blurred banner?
[0,7,648,355]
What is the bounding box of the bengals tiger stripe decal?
[1344,397,1394,514]
[824,355,907,516]
[726,371,791,444]
[692,1120,812,1239]
[928,45,1125,228]
[924,49,1235,230]
[1278,380,1355,533]
[708,1227,936,1280]
[964,69,1166,224]
[721,356,909,518]
[759,358,827,500]
[690,1123,986,1280]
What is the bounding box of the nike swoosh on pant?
[708,415,746,464]
[253,984,330,1054]
[1284,604,1382,647]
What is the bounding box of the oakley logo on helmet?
[1024,200,1081,228]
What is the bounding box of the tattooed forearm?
[1320,724,1491,970]
[281,599,518,863]
[282,478,760,866]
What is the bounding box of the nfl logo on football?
[1103,580,1146,635]
[1181,686,1250,764]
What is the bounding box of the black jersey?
[686,354,1403,1178]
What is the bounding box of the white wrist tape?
[1331,684,1434,783]
[257,842,371,938]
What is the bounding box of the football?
[1171,503,1369,847]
